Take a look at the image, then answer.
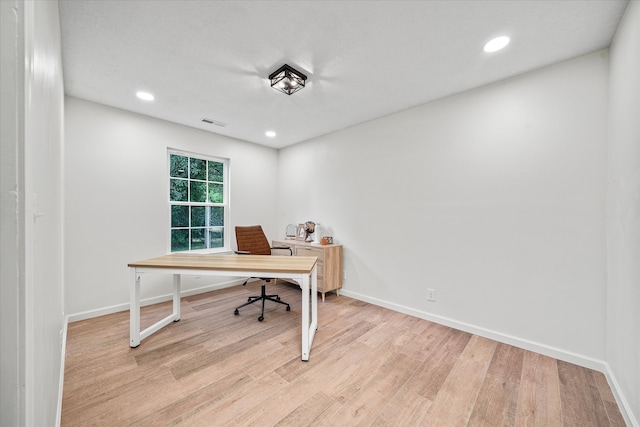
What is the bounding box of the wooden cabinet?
[272,239,343,302]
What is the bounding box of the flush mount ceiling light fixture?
[268,64,307,95]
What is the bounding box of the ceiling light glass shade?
[483,36,510,53]
[268,64,307,95]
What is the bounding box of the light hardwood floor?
[61,281,626,426]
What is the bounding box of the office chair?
[233,225,292,321]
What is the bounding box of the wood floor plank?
[370,386,432,426]
[246,340,385,427]
[422,335,497,426]
[353,309,412,349]
[466,342,525,426]
[515,351,563,426]
[275,320,377,383]
[321,337,400,406]
[64,367,178,426]
[399,320,451,362]
[170,321,294,380]
[593,371,628,427]
[321,352,418,426]
[274,391,340,427]
[404,328,472,400]
[61,285,625,427]
[174,372,289,426]
[557,360,610,426]
[467,373,520,427]
[488,342,525,384]
[129,371,253,426]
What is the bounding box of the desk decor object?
[304,221,316,242]
[321,236,333,245]
[128,253,318,361]
[296,223,306,240]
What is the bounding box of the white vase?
[313,224,322,244]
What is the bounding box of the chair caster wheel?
[234,309,239,315]
[276,296,280,301]
[258,316,264,322]
[286,305,291,311]
[247,297,252,302]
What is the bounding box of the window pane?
[191,206,206,227]
[208,161,223,182]
[171,205,189,227]
[190,158,206,180]
[170,154,188,178]
[171,229,189,252]
[190,228,206,250]
[190,181,206,202]
[208,183,223,203]
[169,152,228,253]
[208,227,224,248]
[208,206,224,226]
[170,179,188,202]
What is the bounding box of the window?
[169,150,229,252]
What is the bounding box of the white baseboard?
[67,279,245,323]
[56,315,68,427]
[604,363,640,427]
[340,289,639,426]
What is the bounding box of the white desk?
[128,253,318,361]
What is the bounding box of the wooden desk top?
[128,253,317,274]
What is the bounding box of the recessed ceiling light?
[483,36,510,53]
[265,131,276,138]
[136,91,155,101]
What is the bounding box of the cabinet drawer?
[295,246,324,262]
[295,247,324,281]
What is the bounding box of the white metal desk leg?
[311,264,318,330]
[130,268,141,347]
[173,274,181,321]
[301,272,310,361]
[301,264,318,361]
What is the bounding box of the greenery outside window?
[169,150,229,252]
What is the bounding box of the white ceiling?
[59,0,628,149]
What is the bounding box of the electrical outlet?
[343,270,347,281]
[427,288,436,302]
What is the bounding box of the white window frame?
[168,148,230,253]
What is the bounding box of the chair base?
[234,281,291,321]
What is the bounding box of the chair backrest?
[235,225,272,256]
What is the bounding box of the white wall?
[1,0,66,426]
[607,1,640,425]
[279,51,609,366]
[0,1,25,423]
[64,97,279,316]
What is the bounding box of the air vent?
[201,118,228,127]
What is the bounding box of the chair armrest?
[235,250,251,255]
[271,246,293,256]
